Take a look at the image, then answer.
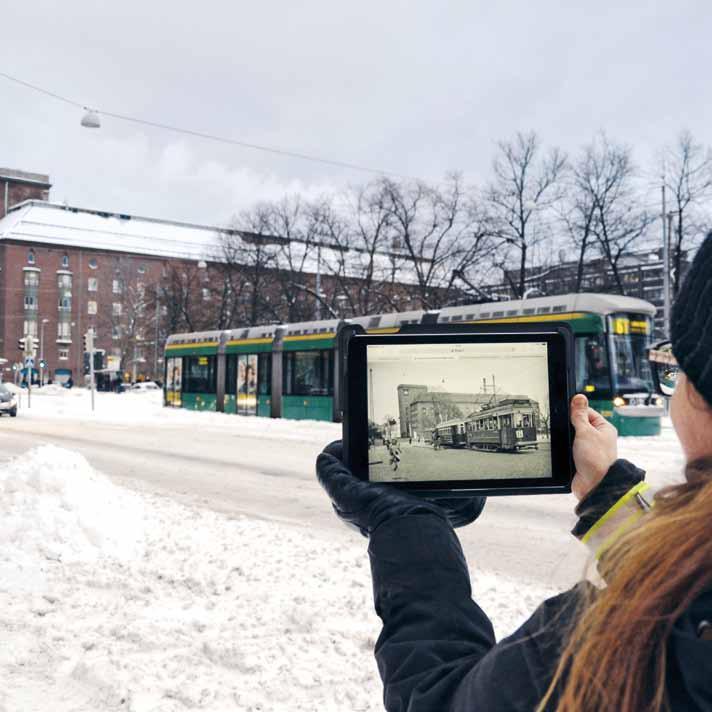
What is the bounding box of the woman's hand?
[570,394,619,501]
[316,441,485,536]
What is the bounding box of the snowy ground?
[0,388,685,711]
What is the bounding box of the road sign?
[24,357,35,369]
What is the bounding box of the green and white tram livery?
[164,292,663,436]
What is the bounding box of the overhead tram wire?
[0,70,420,182]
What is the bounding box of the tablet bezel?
[344,330,574,496]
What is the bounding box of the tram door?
[236,354,258,416]
[165,357,182,407]
[499,414,514,450]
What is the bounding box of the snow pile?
[0,446,557,712]
[0,445,145,565]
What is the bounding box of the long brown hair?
[539,457,712,711]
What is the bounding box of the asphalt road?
[0,416,586,589]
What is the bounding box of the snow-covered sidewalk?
[0,445,558,712]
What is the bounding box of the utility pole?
[314,244,322,320]
[84,330,95,412]
[661,182,671,339]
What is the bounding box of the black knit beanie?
[671,231,712,407]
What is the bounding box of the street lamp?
[39,318,49,386]
[80,108,101,129]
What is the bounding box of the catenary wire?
[0,70,419,182]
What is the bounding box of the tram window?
[225,354,237,393]
[523,308,535,315]
[506,310,518,316]
[552,305,565,313]
[537,307,551,314]
[466,313,475,320]
[283,350,333,396]
[480,312,490,318]
[522,414,531,427]
[575,334,611,396]
[258,353,271,395]
[367,316,381,328]
[492,311,504,317]
[183,356,217,393]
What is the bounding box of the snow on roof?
[0,200,423,284]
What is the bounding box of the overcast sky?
[3,1,711,227]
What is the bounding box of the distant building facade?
[397,386,498,440]
[479,249,692,338]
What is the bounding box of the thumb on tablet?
[570,394,590,430]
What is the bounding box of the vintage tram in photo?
[464,397,539,452]
[432,419,468,448]
[431,397,540,453]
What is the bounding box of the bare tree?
[215,205,280,327]
[100,259,157,381]
[487,132,567,297]
[663,130,712,293]
[573,135,652,294]
[378,174,495,309]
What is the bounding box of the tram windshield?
[608,314,655,394]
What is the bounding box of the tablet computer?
[343,328,574,497]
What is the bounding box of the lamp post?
[39,318,49,387]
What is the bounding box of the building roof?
[411,392,496,406]
[0,168,51,187]
[0,200,421,283]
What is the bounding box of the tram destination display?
[343,329,574,497]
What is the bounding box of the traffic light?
[93,350,105,372]
[83,331,94,353]
[17,335,35,353]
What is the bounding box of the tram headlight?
[652,395,664,407]
[613,396,626,408]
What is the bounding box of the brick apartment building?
[0,167,418,385]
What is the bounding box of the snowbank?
[0,446,556,712]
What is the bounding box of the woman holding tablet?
[316,234,712,711]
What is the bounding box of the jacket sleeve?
[369,513,585,712]
[570,459,653,561]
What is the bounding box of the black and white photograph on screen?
[367,342,552,482]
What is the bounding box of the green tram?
[164,292,664,436]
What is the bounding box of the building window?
[137,264,146,274]
[24,271,40,287]
[27,250,35,265]
[112,325,121,340]
[58,274,72,289]
[57,322,71,340]
[88,258,98,269]
[62,254,69,268]
[202,287,211,301]
[88,301,97,315]
[24,295,38,311]
[112,302,122,316]
[112,279,122,294]
[58,348,69,360]
[23,320,38,337]
[58,296,72,311]
[88,277,98,292]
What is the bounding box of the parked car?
[0,383,18,416]
[129,381,161,392]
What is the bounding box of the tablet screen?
[366,341,552,482]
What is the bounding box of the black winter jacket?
[368,460,712,711]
